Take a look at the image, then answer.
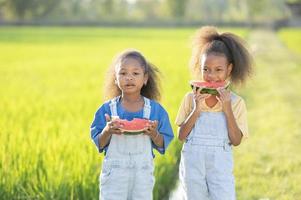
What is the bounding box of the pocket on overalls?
[214,151,234,176]
[179,143,199,182]
[141,163,155,187]
[100,162,113,186]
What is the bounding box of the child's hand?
[104,114,123,135]
[217,88,232,113]
[144,120,159,139]
[193,87,211,112]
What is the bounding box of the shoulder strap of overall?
[143,97,151,119]
[109,96,120,117]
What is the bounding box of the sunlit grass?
[233,29,301,199]
[0,27,201,199]
[7,27,301,200]
[278,28,301,55]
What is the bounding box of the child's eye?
[119,72,126,75]
[203,68,208,72]
[133,72,140,75]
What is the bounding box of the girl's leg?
[131,164,154,200]
[206,151,235,200]
[180,150,210,200]
[99,166,130,200]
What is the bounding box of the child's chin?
[123,90,138,94]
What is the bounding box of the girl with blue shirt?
[91,49,174,200]
[176,26,253,200]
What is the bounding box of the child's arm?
[99,114,123,149]
[223,108,243,146]
[217,88,243,146]
[178,93,210,141]
[144,120,164,148]
[99,128,112,149]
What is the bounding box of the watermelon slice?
[189,80,230,95]
[115,118,150,135]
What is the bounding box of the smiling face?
[200,53,232,83]
[115,57,148,95]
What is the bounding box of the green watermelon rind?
[200,88,219,95]
[122,130,145,135]
[190,82,230,95]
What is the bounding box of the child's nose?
[126,74,134,80]
[207,72,215,78]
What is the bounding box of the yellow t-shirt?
[175,92,249,138]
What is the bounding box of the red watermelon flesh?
[115,118,150,135]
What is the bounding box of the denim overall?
[100,96,154,200]
[180,97,236,200]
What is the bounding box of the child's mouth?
[125,84,135,87]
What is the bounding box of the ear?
[114,79,118,85]
[227,63,233,77]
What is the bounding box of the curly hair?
[190,26,253,85]
[104,49,161,101]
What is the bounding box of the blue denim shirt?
[90,98,174,156]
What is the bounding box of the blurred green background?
[0,1,301,200]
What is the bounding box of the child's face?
[115,57,148,95]
[200,53,232,83]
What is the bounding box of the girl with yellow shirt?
[175,26,253,200]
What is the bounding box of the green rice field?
[0,27,300,200]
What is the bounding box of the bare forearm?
[178,110,201,141]
[98,129,112,149]
[150,131,164,148]
[224,108,242,146]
